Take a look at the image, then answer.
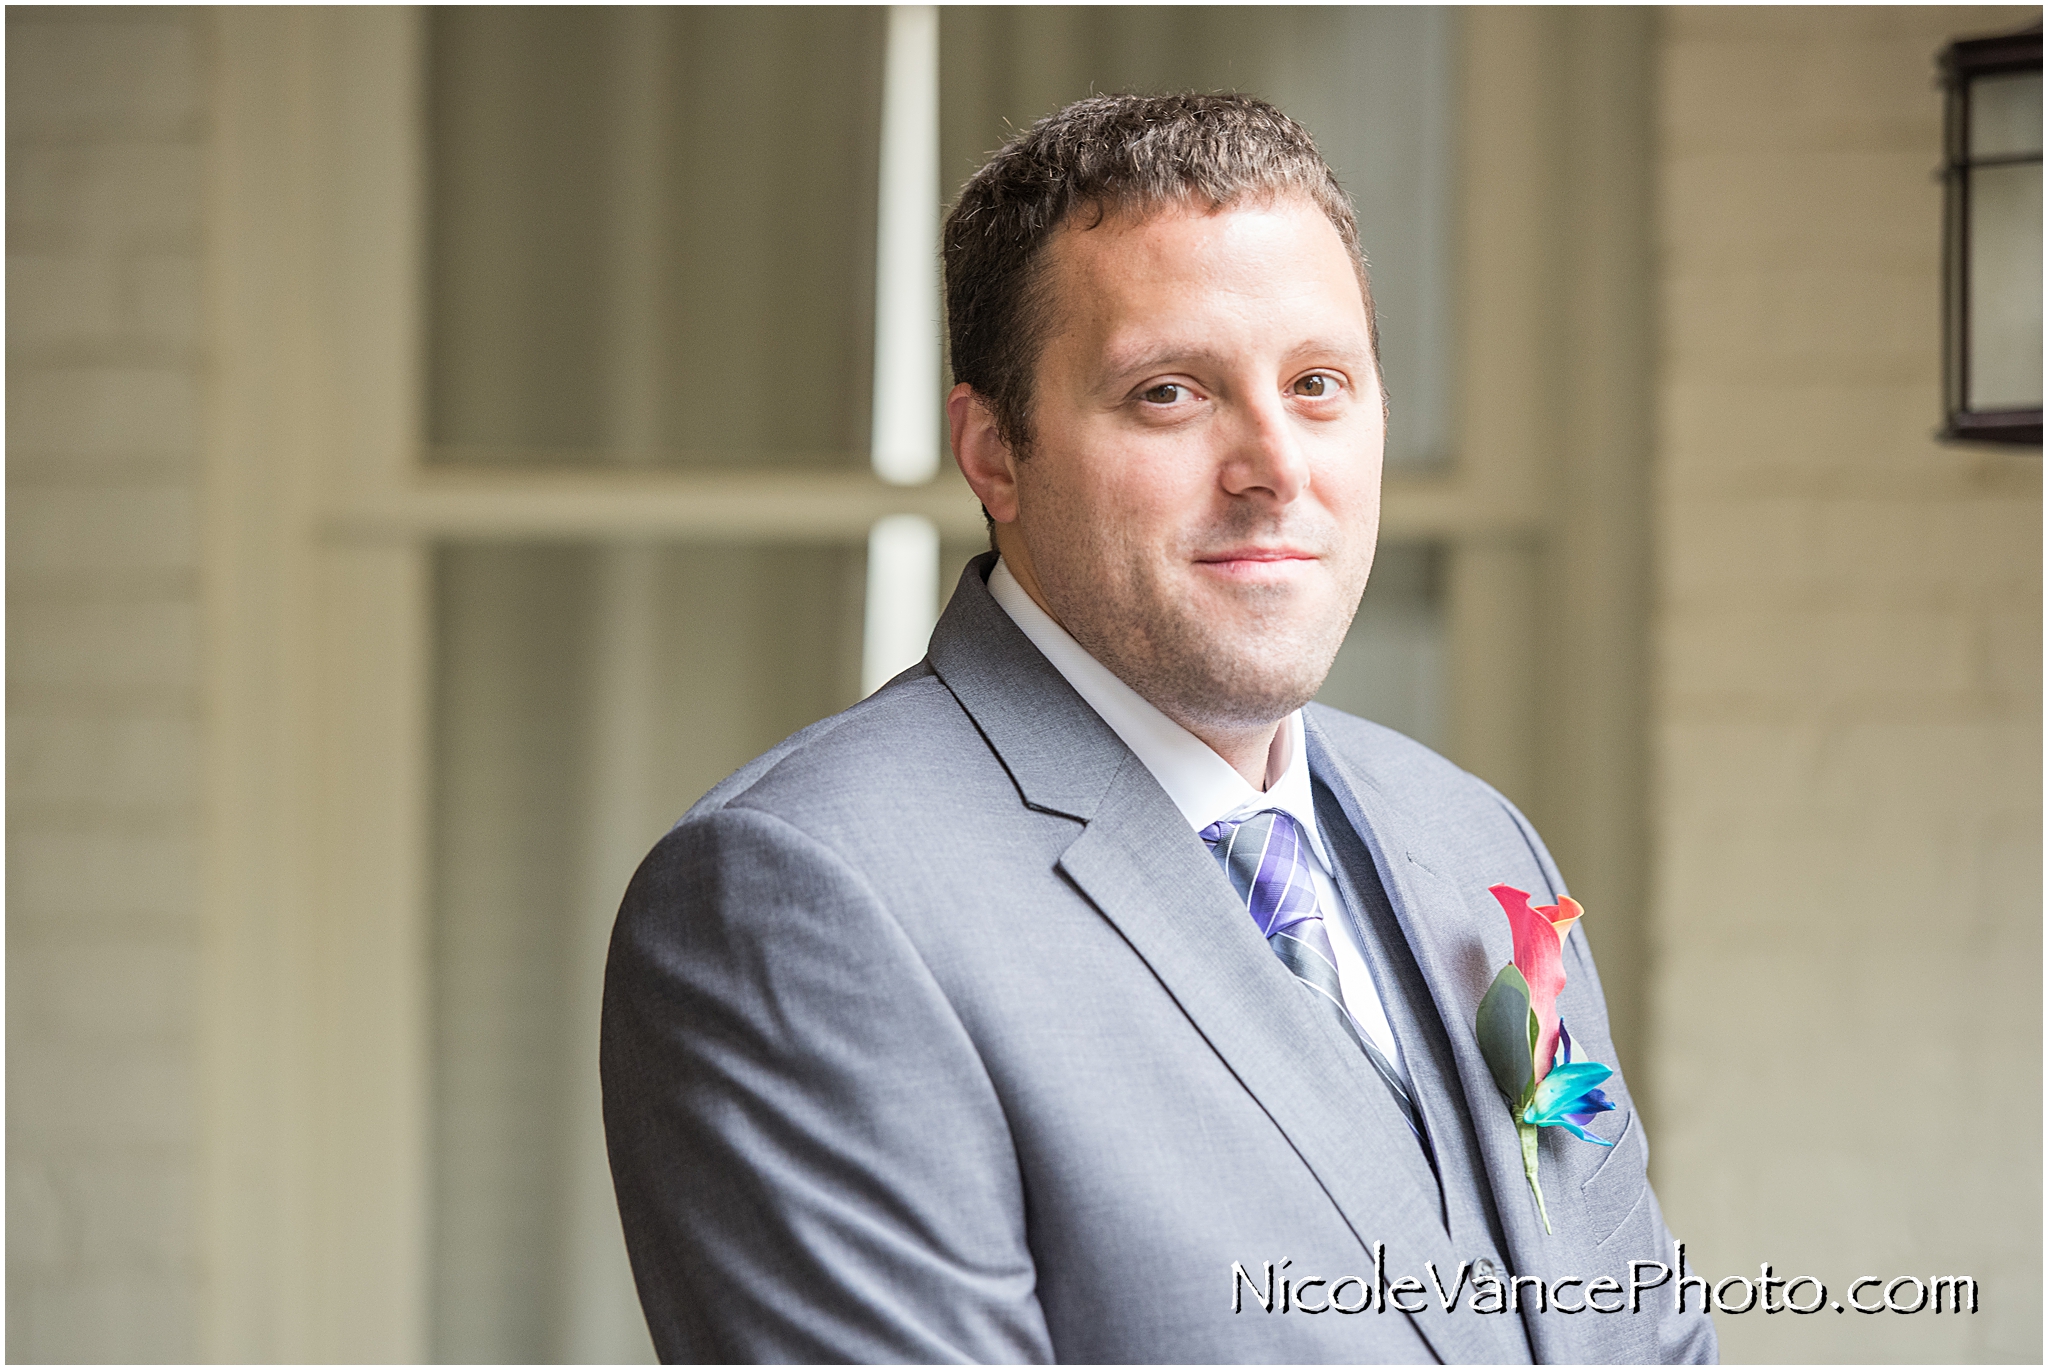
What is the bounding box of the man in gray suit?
[603,93,1716,1364]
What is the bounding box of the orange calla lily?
[1487,885,1583,1082]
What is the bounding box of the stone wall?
[1650,7,2041,1362]
[6,8,208,1361]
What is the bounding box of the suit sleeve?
[600,804,1053,1364]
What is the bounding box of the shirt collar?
[986,557,1332,870]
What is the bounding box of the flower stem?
[1518,1120,1551,1234]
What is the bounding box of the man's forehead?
[1038,199,1372,365]
[1044,197,1363,306]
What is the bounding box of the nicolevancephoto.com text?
[1233,1243,1979,1318]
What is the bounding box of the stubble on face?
[1009,197,1383,738]
[1027,474,1368,731]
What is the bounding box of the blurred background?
[6,5,2039,1363]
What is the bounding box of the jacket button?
[1474,1258,1498,1278]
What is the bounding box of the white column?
[862,513,940,695]
[864,7,945,698]
[870,4,941,487]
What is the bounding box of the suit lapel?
[1057,767,1502,1367]
[1305,722,1579,1365]
[929,559,1505,1365]
[925,555,1126,822]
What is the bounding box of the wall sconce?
[1939,26,2041,445]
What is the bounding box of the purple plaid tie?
[1200,809,1427,1152]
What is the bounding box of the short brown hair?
[943,91,1377,456]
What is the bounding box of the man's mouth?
[1192,546,1321,580]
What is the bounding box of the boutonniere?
[1475,884,1617,1233]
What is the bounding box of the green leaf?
[1476,964,1535,1106]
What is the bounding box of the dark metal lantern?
[1939,26,2042,446]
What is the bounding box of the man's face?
[982,196,1384,732]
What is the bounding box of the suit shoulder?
[679,664,1000,833]
[1306,701,1568,901]
[1304,702,1480,796]
[1306,702,1546,843]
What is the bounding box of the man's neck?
[1186,716,1287,791]
[996,547,1285,789]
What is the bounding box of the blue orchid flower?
[1538,1020,1617,1139]
[1522,1056,1617,1146]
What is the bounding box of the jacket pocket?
[1580,1109,1648,1250]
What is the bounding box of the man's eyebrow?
[1094,336,1375,386]
[1095,343,1229,384]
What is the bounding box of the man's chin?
[1055,582,1349,729]
[1149,655,1334,733]
[1177,566,1329,617]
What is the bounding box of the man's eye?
[1140,383,1187,405]
[1293,373,1336,397]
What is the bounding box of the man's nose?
[1220,393,1311,504]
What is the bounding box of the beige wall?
[1649,6,2041,1362]
[6,7,208,1361]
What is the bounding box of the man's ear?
[948,383,1020,525]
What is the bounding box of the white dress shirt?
[987,558,1409,1079]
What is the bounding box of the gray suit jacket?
[603,553,1717,1364]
